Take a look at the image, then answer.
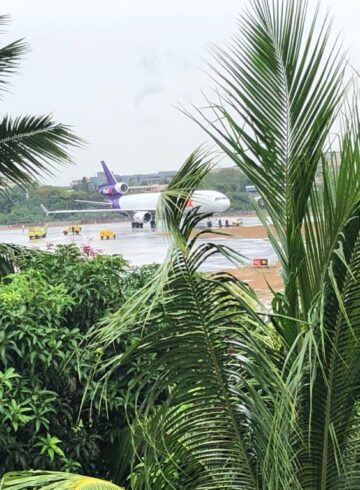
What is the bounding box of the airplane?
[41,161,231,228]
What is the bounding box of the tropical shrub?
[17,244,128,331]
[0,265,115,475]
[0,245,158,479]
[121,263,159,300]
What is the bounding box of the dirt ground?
[223,263,283,303]
[200,224,282,301]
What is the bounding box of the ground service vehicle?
[231,218,243,227]
[252,258,269,267]
[63,224,81,235]
[99,229,116,240]
[28,226,47,240]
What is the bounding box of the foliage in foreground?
[0,471,123,489]
[0,244,158,479]
[85,0,360,488]
[4,0,360,488]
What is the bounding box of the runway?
[0,219,277,272]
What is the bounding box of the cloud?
[134,84,166,108]
[138,50,195,77]
[138,54,160,75]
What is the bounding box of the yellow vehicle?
[28,225,47,240]
[63,224,81,235]
[99,229,116,240]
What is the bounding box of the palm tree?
[92,0,360,487]
[0,16,80,275]
[3,0,360,488]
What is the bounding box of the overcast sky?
[0,0,359,185]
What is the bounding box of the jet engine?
[114,182,129,194]
[133,211,152,223]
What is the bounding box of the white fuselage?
[117,190,230,215]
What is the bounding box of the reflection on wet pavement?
[0,219,277,272]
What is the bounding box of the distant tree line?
[0,186,121,225]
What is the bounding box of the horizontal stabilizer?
[40,204,49,215]
[40,204,130,216]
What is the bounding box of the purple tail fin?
[101,161,117,186]
[109,195,121,208]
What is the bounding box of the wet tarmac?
[0,219,276,272]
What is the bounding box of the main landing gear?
[131,219,156,229]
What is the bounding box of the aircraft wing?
[74,199,112,206]
[40,204,131,216]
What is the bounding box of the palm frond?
[83,2,360,487]
[295,201,360,489]
[0,21,82,278]
[0,471,123,490]
[0,114,82,190]
[89,150,299,489]
[188,0,345,324]
[302,96,360,306]
[0,244,18,277]
[122,270,299,488]
[158,147,213,247]
[0,15,28,96]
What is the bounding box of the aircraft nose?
[220,196,231,212]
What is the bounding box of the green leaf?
[0,471,124,489]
